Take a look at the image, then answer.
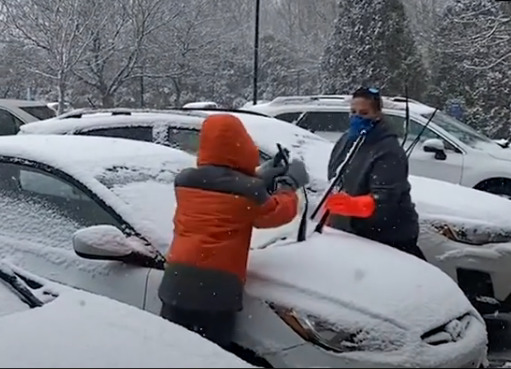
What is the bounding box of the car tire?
[479,182,511,200]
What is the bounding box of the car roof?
[246,95,437,117]
[19,107,271,134]
[0,134,194,177]
[19,109,205,134]
[0,99,50,108]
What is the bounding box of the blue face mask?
[348,115,377,139]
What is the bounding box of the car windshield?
[95,162,180,189]
[421,110,496,149]
[92,160,187,253]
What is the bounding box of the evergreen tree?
[430,0,511,137]
[320,0,427,99]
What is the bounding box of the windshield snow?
[95,162,180,189]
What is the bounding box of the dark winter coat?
[327,121,419,245]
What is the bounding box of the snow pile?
[0,275,254,368]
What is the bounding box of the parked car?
[244,95,511,198]
[0,134,487,368]
[0,99,56,136]
[0,260,253,368]
[18,108,332,195]
[18,108,511,315]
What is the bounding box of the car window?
[79,126,153,143]
[0,162,122,248]
[296,111,350,133]
[19,106,56,120]
[275,112,302,123]
[166,127,268,164]
[167,127,201,154]
[385,114,458,152]
[0,109,20,135]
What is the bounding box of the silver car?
[0,134,487,367]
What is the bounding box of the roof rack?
[57,106,271,120]
[268,95,351,106]
[388,96,423,104]
[57,107,212,120]
[179,107,271,117]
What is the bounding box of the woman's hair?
[352,87,382,111]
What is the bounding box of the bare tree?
[144,0,238,106]
[0,0,107,114]
[71,0,174,107]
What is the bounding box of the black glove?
[256,158,288,192]
[275,159,309,191]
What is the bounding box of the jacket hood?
[197,114,260,176]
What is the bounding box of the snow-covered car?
[244,95,511,198]
[18,107,511,315]
[0,99,56,136]
[0,134,487,368]
[0,261,253,368]
[18,108,331,194]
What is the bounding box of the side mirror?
[72,225,163,268]
[423,138,447,161]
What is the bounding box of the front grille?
[421,314,472,346]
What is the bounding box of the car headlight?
[271,304,405,353]
[430,221,511,246]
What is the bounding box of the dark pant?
[385,237,426,261]
[160,303,236,349]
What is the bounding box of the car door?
[385,113,464,184]
[294,110,350,142]
[0,160,151,308]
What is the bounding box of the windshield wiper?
[0,263,43,308]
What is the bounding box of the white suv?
[246,95,511,198]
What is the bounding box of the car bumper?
[264,316,487,368]
[418,224,511,308]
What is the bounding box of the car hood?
[474,140,511,161]
[488,150,511,162]
[245,228,479,334]
[409,175,511,240]
[0,270,253,368]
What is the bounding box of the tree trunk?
[171,78,182,107]
[101,93,115,108]
[57,75,66,116]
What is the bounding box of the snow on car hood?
[410,175,511,232]
[0,269,253,368]
[246,228,478,334]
